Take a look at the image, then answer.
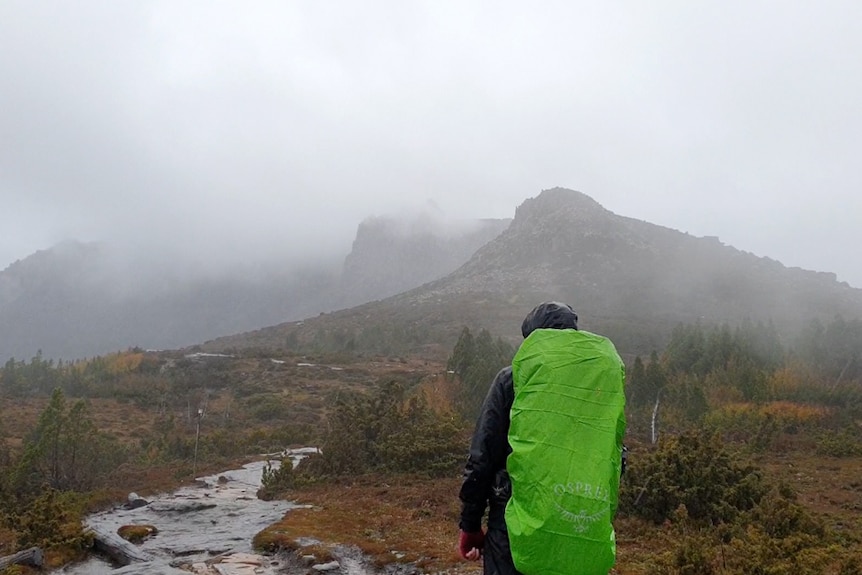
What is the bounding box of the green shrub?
[620,430,767,525]
[372,397,464,475]
[6,489,88,551]
[815,429,862,458]
[671,531,716,575]
[258,459,297,500]
[743,484,824,540]
[301,380,464,478]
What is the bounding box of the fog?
[2,1,861,286]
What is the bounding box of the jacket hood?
[521,301,579,338]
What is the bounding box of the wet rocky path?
[53,450,416,575]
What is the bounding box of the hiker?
[457,301,626,575]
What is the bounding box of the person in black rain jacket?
[457,301,581,575]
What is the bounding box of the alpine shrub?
[620,430,767,525]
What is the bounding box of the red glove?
[459,530,485,559]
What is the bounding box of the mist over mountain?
[0,210,509,362]
[0,241,339,362]
[338,214,510,308]
[203,188,862,359]
[5,188,861,363]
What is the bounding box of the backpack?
[505,329,626,575]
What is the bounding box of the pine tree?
[12,388,113,494]
[14,388,67,493]
[447,327,514,420]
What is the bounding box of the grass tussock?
[116,525,158,543]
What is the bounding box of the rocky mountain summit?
[430,188,859,328]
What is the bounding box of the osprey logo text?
[553,503,608,533]
[552,482,610,533]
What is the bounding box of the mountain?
[6,188,861,363]
[201,188,862,359]
[0,213,509,363]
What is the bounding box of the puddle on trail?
[54,450,335,575]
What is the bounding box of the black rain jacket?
[458,365,515,533]
[458,366,520,575]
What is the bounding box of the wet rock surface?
[56,460,296,575]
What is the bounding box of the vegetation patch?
[618,430,862,573]
[116,524,157,543]
[254,474,469,572]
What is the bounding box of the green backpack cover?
[505,329,626,575]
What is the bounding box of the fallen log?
[86,525,153,566]
[0,547,44,570]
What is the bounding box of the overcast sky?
[2,1,861,286]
